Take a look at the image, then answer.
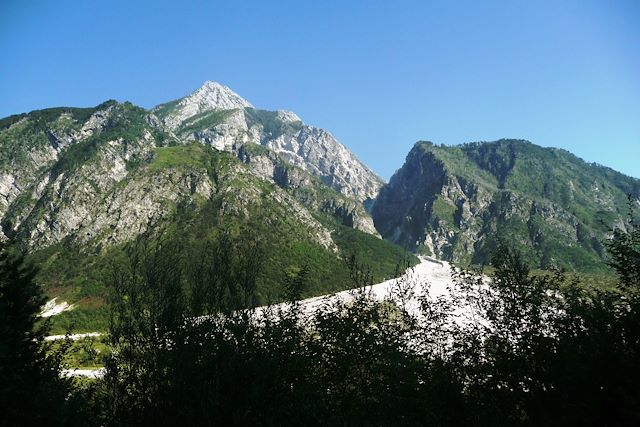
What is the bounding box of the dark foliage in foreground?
[0,243,87,426]
[92,210,640,426]
[2,206,640,426]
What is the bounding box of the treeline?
[1,209,640,426]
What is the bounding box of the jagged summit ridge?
[151,80,384,203]
[275,110,301,123]
[156,81,253,129]
[192,81,253,110]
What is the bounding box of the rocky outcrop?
[373,140,640,271]
[157,81,253,130]
[153,82,383,204]
[0,103,120,240]
[236,144,378,235]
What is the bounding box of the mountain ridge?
[372,138,640,272]
[1,82,638,333]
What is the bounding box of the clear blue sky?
[1,0,638,180]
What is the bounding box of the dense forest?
[1,205,639,426]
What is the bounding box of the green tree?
[0,243,70,426]
[606,195,640,290]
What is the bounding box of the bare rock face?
[159,81,254,130]
[236,144,378,236]
[0,174,20,212]
[24,136,161,248]
[0,104,120,240]
[188,109,252,152]
[263,125,381,203]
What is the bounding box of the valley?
[3,2,639,423]
[1,82,638,336]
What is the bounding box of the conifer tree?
[0,243,69,426]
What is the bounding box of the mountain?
[153,81,383,203]
[4,80,636,332]
[372,139,640,272]
[0,83,409,332]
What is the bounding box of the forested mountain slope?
[0,84,409,331]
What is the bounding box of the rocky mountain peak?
[192,81,254,110]
[154,81,383,203]
[275,110,302,123]
[155,81,253,129]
